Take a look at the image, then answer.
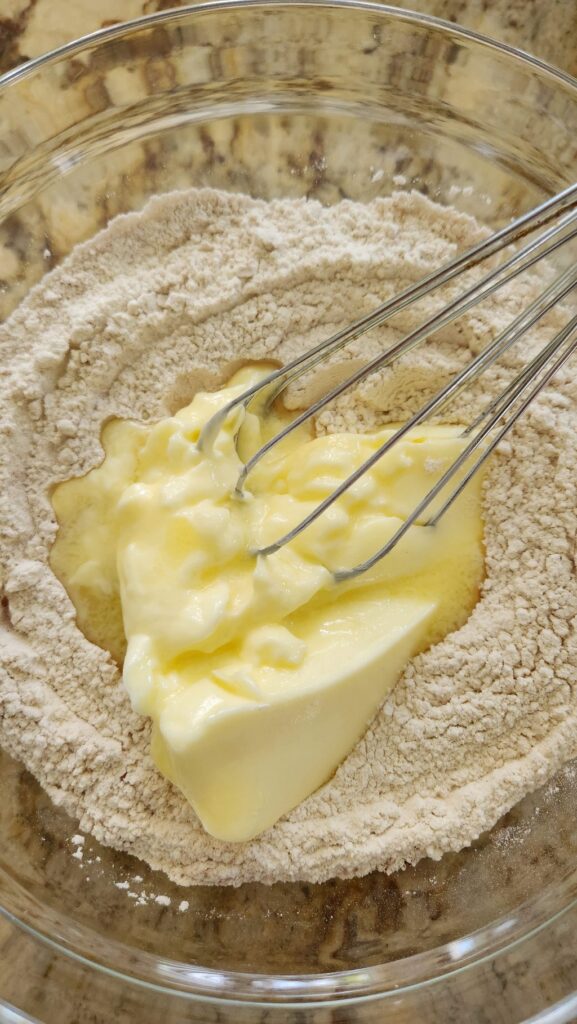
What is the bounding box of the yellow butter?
[51,369,484,842]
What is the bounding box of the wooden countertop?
[2,0,577,77]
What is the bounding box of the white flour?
[1,187,577,886]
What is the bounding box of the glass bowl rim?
[1,0,577,1006]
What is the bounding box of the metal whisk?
[200,182,577,581]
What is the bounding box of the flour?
[1,187,577,886]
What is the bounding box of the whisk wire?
[429,315,577,527]
[334,312,577,582]
[200,183,577,580]
[199,182,577,451]
[236,207,577,491]
[255,264,577,560]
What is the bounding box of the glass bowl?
[1,3,577,1020]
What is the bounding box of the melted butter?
[51,367,484,842]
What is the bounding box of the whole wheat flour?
[1,188,577,887]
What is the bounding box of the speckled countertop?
[1,3,577,1024]
[2,0,577,75]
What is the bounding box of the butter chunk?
[51,368,484,842]
[151,596,437,841]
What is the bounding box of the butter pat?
[51,369,484,842]
[151,596,436,841]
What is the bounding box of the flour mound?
[1,187,577,886]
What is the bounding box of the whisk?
[200,182,577,581]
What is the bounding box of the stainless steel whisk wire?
[200,183,577,580]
